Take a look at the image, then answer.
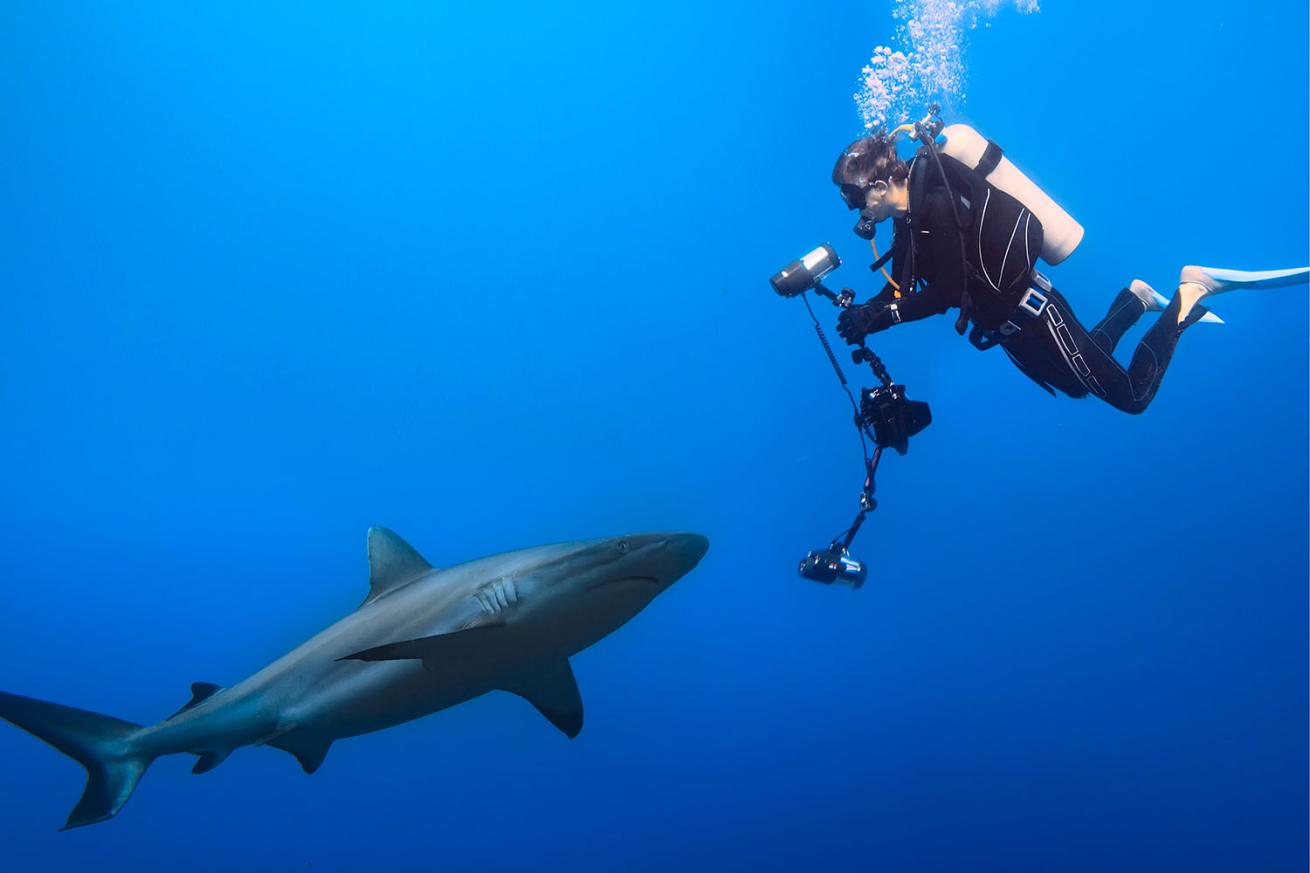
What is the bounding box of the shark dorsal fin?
[168,682,223,720]
[363,527,433,606]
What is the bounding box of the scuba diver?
[769,108,1306,587]
[829,120,1309,413]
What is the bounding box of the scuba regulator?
[770,107,947,588]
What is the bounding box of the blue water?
[1,2,1306,870]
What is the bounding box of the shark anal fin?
[191,749,231,774]
[266,731,333,775]
[169,682,223,721]
[499,659,584,739]
[362,527,435,607]
[339,622,508,672]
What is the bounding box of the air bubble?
[854,0,1040,131]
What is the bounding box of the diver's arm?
[870,285,951,329]
[867,282,899,306]
[836,212,953,344]
[836,283,950,343]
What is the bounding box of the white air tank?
[939,124,1084,265]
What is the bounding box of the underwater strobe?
[770,244,843,299]
[770,244,932,588]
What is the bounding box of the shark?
[0,527,709,829]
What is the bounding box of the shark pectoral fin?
[266,731,333,775]
[362,527,435,607]
[191,749,231,774]
[168,682,224,720]
[338,622,508,671]
[499,659,584,739]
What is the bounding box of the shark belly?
[275,655,500,741]
[518,576,664,656]
[301,578,666,739]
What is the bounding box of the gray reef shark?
[0,528,709,829]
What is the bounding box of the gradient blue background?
[1,2,1306,870]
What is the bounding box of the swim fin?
[1130,279,1223,324]
[1180,265,1310,293]
[1174,265,1309,324]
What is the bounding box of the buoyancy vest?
[903,150,1045,331]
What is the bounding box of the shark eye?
[616,540,630,555]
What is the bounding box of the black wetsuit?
[855,153,1206,414]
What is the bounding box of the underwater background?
[1,1,1306,870]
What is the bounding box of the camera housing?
[861,384,932,455]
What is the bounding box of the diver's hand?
[837,303,877,346]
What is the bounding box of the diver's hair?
[834,129,910,187]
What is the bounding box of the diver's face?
[860,179,905,223]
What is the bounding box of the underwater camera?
[860,383,932,456]
[771,242,933,589]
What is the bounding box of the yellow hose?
[873,121,911,296]
[871,237,900,296]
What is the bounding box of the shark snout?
[639,533,709,586]
[669,533,709,566]
[578,533,709,593]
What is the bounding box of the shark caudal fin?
[0,690,152,830]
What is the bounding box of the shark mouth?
[587,575,661,591]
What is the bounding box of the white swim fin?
[1129,279,1223,324]
[1172,265,1308,324]
[1180,265,1310,293]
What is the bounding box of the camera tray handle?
[830,444,883,554]
[799,290,896,560]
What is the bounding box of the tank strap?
[977,140,1004,178]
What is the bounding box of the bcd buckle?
[1017,286,1048,318]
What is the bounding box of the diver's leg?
[1035,293,1133,409]
[1089,287,1150,355]
[1008,288,1207,413]
[1091,281,1223,355]
[1115,294,1213,413]
[1174,265,1310,324]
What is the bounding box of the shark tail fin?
[0,690,153,830]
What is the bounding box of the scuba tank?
[938,124,1084,265]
